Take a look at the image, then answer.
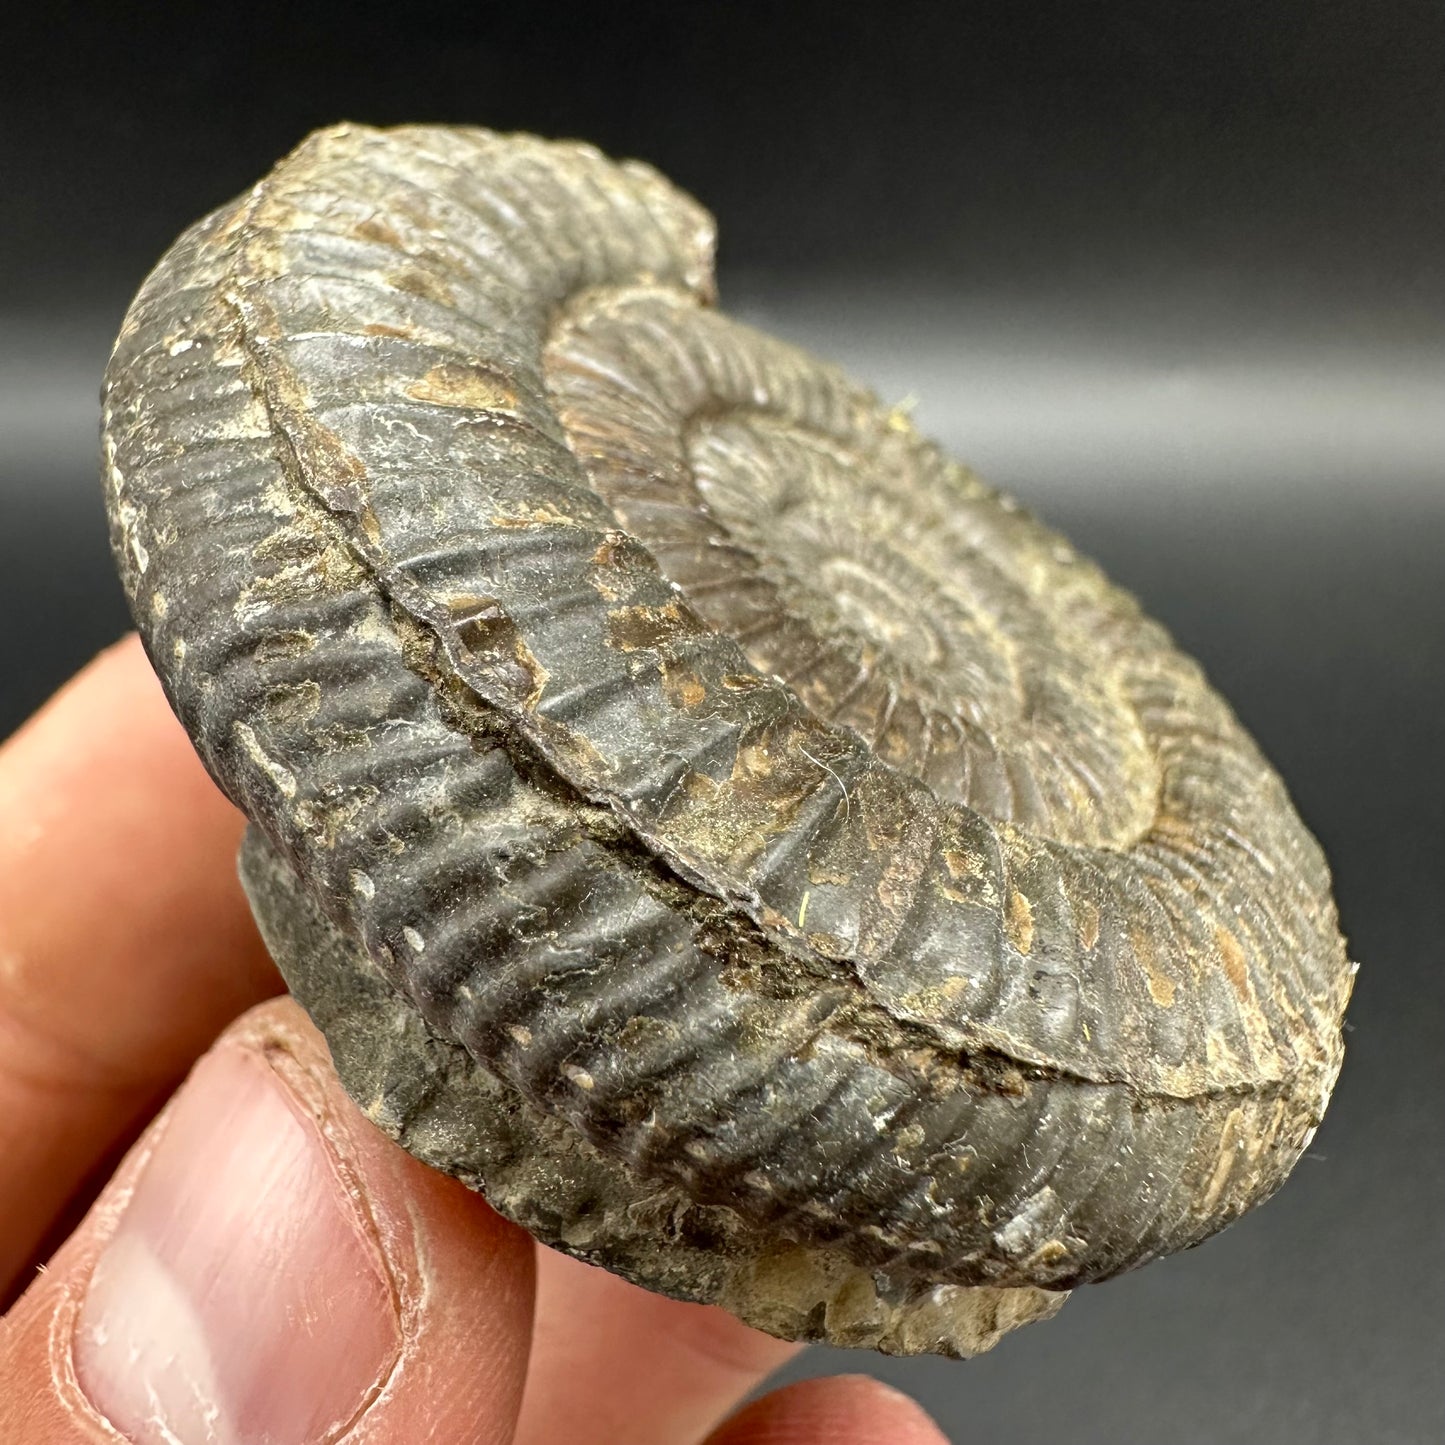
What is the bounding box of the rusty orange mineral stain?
[607,600,707,652]
[1131,924,1177,1008]
[1200,1107,1245,1212]
[363,321,420,341]
[446,594,549,708]
[386,266,456,308]
[490,503,580,529]
[942,848,973,880]
[591,533,628,569]
[350,215,405,249]
[1006,889,1035,955]
[1216,925,1251,1001]
[405,361,517,410]
[661,661,708,710]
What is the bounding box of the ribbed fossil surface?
[102,124,1353,1356]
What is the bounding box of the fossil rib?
[102,124,1353,1356]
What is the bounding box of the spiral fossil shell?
[102,124,1354,1356]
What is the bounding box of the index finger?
[0,635,279,1300]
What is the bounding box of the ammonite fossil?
[101,124,1354,1357]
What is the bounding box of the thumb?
[0,998,535,1444]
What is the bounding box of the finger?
[703,1375,950,1445]
[0,635,279,1296]
[513,1245,798,1445]
[0,997,537,1444]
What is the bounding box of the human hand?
[0,636,947,1444]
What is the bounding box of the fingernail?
[73,1045,401,1443]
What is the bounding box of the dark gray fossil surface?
[101,124,1354,1356]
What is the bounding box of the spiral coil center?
[547,287,1158,849]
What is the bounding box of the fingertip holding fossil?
[101,123,1354,1356]
[74,1041,400,1444]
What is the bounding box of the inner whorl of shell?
[545,288,1156,848]
[101,123,1353,1357]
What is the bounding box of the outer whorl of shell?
[102,124,1353,1357]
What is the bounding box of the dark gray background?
[2,3,1441,1441]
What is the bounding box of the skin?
[0,635,947,1445]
